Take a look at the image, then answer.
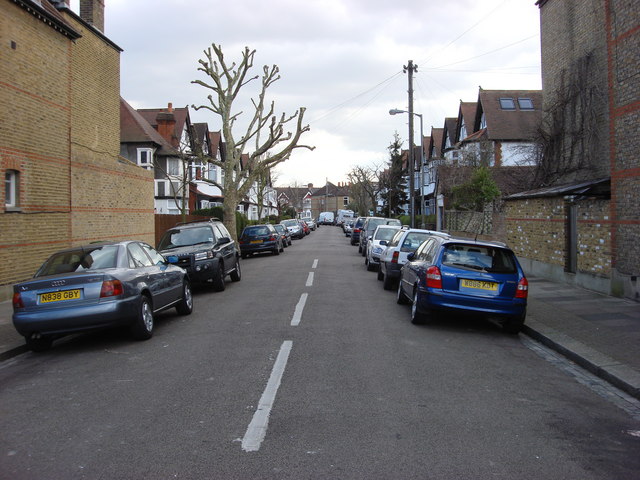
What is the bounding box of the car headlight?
[194,251,213,261]
[373,247,383,254]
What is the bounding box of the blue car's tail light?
[515,277,529,299]
[100,279,123,298]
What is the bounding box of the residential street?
[1,226,639,480]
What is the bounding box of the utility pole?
[404,60,417,228]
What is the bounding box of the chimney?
[156,111,177,147]
[167,102,173,113]
[308,183,313,189]
[79,0,105,32]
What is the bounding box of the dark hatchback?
[397,237,528,333]
[157,219,241,292]
[239,224,284,258]
[350,217,367,245]
[12,241,193,351]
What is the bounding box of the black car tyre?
[273,246,280,256]
[230,259,241,282]
[131,296,154,340]
[410,289,426,325]
[26,335,53,352]
[377,268,384,281]
[396,281,409,305]
[175,281,193,315]
[241,252,248,259]
[366,257,376,272]
[212,263,226,291]
[503,310,526,334]
[279,241,284,253]
[383,271,395,290]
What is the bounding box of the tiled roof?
[120,98,176,154]
[137,104,191,145]
[476,89,542,140]
[430,128,444,158]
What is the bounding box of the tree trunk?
[224,189,238,241]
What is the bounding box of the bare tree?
[192,44,314,238]
[347,165,379,215]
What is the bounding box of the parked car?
[300,220,311,235]
[365,225,402,271]
[396,237,528,333]
[157,219,241,291]
[273,223,292,247]
[379,228,450,290]
[306,219,317,231]
[350,217,367,245]
[344,219,355,237]
[239,224,284,257]
[359,217,402,255]
[12,241,193,351]
[281,219,305,239]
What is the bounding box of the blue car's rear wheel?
[131,296,153,340]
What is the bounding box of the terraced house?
[0,0,154,301]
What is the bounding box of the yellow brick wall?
[0,2,74,299]
[0,5,154,301]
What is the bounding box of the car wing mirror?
[217,237,231,246]
[380,240,388,246]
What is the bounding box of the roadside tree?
[192,44,314,239]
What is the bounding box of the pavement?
[1,276,639,400]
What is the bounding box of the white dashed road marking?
[241,341,293,452]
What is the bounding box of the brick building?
[0,0,154,301]
[505,0,639,300]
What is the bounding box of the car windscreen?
[282,220,298,227]
[158,226,214,250]
[442,244,517,273]
[36,245,119,276]
[374,227,398,241]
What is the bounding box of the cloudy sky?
[70,0,542,187]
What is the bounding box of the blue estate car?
[12,241,193,351]
[396,237,528,333]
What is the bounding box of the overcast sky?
[70,0,542,187]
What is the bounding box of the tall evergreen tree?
[379,132,408,217]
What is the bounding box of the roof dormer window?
[518,97,534,110]
[499,98,516,110]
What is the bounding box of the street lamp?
[389,108,424,227]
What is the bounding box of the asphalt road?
[1,226,639,479]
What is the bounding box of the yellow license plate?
[40,289,81,304]
[461,279,498,291]
[250,240,262,244]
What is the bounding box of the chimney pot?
[168,102,173,113]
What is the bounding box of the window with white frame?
[167,158,180,176]
[480,112,487,129]
[137,148,153,169]
[343,196,349,206]
[459,122,467,140]
[5,170,18,208]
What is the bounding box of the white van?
[318,211,335,225]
